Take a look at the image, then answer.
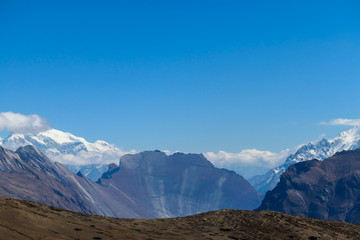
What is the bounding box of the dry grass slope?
[0,197,359,240]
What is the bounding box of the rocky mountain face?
[0,145,153,218]
[0,129,133,181]
[258,149,360,223]
[0,146,261,218]
[98,150,262,217]
[250,127,360,194]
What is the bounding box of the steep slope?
[258,149,360,223]
[1,197,360,240]
[250,127,360,193]
[98,150,262,217]
[0,129,133,181]
[0,145,151,218]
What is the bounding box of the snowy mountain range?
[3,126,360,192]
[250,127,360,193]
[0,129,135,181]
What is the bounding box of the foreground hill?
[0,197,359,240]
[258,149,360,223]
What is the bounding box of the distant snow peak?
[0,128,135,166]
[0,128,137,181]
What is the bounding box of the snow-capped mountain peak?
[1,129,133,163]
[39,129,86,144]
[0,129,136,181]
[329,126,360,152]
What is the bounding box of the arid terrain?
[1,197,360,240]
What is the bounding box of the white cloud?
[320,118,360,127]
[162,150,183,156]
[0,112,51,134]
[205,148,293,168]
[47,148,137,166]
[161,147,298,178]
[204,148,297,178]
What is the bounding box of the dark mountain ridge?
[258,149,360,223]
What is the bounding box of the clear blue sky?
[1,0,360,153]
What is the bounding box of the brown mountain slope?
[1,197,360,240]
[258,149,360,223]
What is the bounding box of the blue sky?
[1,0,360,153]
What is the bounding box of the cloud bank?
[48,148,137,166]
[320,118,360,127]
[159,148,296,178]
[205,149,293,168]
[203,148,296,178]
[0,112,51,134]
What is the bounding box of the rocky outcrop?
[258,149,360,223]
